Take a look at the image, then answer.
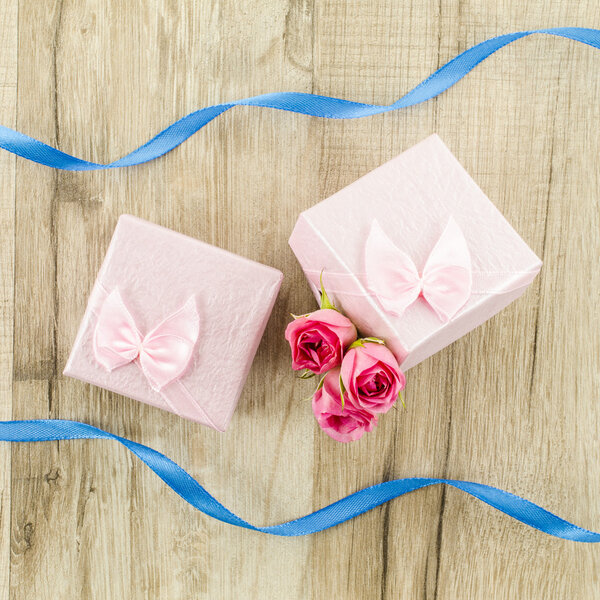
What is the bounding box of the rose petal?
[307,309,357,348]
[312,368,377,442]
[360,342,401,370]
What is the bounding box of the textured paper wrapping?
[289,134,542,370]
[64,215,283,431]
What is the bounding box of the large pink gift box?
[64,215,282,431]
[289,135,542,370]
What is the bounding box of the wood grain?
[0,1,599,598]
[0,2,16,599]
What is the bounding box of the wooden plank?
[4,0,600,598]
[0,1,17,599]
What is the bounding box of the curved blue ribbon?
[1,27,599,170]
[0,419,598,541]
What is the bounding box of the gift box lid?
[64,215,283,431]
[289,134,542,369]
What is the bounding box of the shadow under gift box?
[64,215,283,431]
[289,134,542,371]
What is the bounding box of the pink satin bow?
[93,289,200,391]
[365,218,472,321]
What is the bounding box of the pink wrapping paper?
[64,215,283,431]
[289,134,542,370]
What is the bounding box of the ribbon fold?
[0,419,598,541]
[0,28,598,170]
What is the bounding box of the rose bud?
[341,342,405,414]
[285,309,357,375]
[312,368,377,443]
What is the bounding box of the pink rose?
[285,309,357,375]
[312,368,377,442]
[341,342,405,414]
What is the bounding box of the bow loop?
[364,220,422,316]
[365,218,472,321]
[140,296,200,390]
[93,289,199,391]
[93,289,143,370]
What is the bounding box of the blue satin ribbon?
[0,27,599,170]
[0,419,598,541]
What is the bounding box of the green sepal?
[319,270,336,311]
[361,336,385,345]
[348,339,364,350]
[398,390,406,409]
[290,312,310,320]
[348,336,385,350]
[339,374,346,410]
[316,374,326,391]
[298,369,316,379]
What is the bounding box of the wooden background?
[0,1,599,598]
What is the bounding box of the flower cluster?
[285,277,406,442]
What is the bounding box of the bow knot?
[365,218,472,322]
[93,289,200,391]
[415,277,424,295]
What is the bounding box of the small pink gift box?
[289,135,542,370]
[64,215,283,431]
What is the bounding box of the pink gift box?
[289,135,542,370]
[64,215,283,431]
